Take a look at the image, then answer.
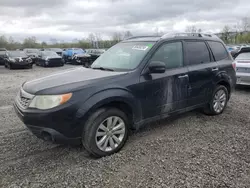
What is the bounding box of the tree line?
[0,31,134,50]
[220,17,250,44]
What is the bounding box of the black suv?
[14,33,236,157]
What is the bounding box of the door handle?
[212,67,219,71]
[178,74,188,79]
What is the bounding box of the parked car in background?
[23,48,39,64]
[4,51,33,69]
[0,48,7,51]
[36,51,64,67]
[235,47,250,85]
[14,33,236,157]
[62,48,84,61]
[86,49,106,63]
[41,48,63,56]
[0,51,7,65]
[62,48,91,66]
[71,52,91,67]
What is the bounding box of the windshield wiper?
[92,67,114,71]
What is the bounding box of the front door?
[139,41,189,119]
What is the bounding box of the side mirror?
[148,61,166,73]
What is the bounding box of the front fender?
[75,89,142,125]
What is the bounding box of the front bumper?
[236,72,250,85]
[13,101,82,145]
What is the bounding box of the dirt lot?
[0,65,250,188]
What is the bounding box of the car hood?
[23,67,127,95]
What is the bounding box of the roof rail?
[124,35,159,40]
[161,32,220,39]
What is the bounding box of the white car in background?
[235,52,250,85]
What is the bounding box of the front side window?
[186,41,210,65]
[150,42,183,69]
[91,42,155,71]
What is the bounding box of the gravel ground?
[0,65,250,188]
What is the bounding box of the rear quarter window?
[207,41,228,61]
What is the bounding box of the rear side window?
[207,41,228,61]
[186,41,210,65]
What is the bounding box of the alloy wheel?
[95,116,126,152]
[213,89,227,113]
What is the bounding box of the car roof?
[122,33,222,43]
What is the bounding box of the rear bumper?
[236,72,250,85]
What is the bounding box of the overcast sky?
[0,0,249,42]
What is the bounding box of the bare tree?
[123,31,133,39]
[185,25,197,33]
[241,17,250,32]
[94,33,102,48]
[88,33,95,48]
[221,25,231,43]
[112,32,122,42]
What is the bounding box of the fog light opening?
[41,131,52,142]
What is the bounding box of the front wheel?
[203,85,229,115]
[82,108,129,157]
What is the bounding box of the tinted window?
[186,41,210,65]
[208,41,228,61]
[151,42,183,69]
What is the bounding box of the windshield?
[236,53,250,60]
[73,49,86,54]
[9,51,27,57]
[0,51,6,55]
[50,48,62,52]
[42,51,58,56]
[91,42,155,71]
[25,49,38,53]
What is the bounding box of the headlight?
[9,58,16,62]
[29,93,72,110]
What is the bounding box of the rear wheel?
[9,63,13,69]
[203,85,228,115]
[28,64,33,69]
[82,108,129,157]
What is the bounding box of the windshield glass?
[73,49,86,54]
[91,42,154,71]
[9,51,27,57]
[236,53,250,60]
[25,49,38,53]
[0,51,6,55]
[50,48,62,52]
[42,51,58,56]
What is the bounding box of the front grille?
[16,89,34,109]
[48,58,62,63]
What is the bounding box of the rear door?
[184,40,219,107]
[207,41,236,85]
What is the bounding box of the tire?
[9,63,13,70]
[28,64,33,69]
[203,85,229,115]
[82,108,129,157]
